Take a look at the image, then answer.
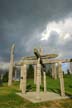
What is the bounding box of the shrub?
[3,71,8,82]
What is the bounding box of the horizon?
[0,0,72,71]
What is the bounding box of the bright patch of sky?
[41,17,72,41]
[62,63,69,73]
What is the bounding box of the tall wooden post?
[39,48,47,92]
[34,65,37,84]
[43,71,47,92]
[14,68,17,80]
[58,62,65,96]
[54,63,57,79]
[8,44,15,86]
[52,64,55,79]
[39,48,43,85]
[20,66,23,90]
[52,63,57,79]
[57,63,60,78]
[36,58,41,99]
[21,64,27,94]
[70,62,72,74]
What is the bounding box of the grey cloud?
[0,0,72,62]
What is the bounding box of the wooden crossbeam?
[15,49,72,66]
[21,48,58,60]
[15,58,72,66]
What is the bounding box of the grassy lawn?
[0,75,72,108]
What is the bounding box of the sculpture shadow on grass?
[47,88,72,98]
[69,85,72,88]
[48,88,72,98]
[65,92,72,99]
[40,86,44,91]
[26,84,32,92]
[47,88,61,94]
[0,80,3,87]
[26,84,36,92]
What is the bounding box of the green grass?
[0,75,72,108]
[27,75,72,95]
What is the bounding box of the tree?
[3,71,8,82]
[27,64,34,79]
[46,64,52,77]
[67,69,70,75]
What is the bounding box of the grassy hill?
[0,75,72,108]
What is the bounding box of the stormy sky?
[0,0,72,62]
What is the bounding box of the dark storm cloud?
[0,0,72,62]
